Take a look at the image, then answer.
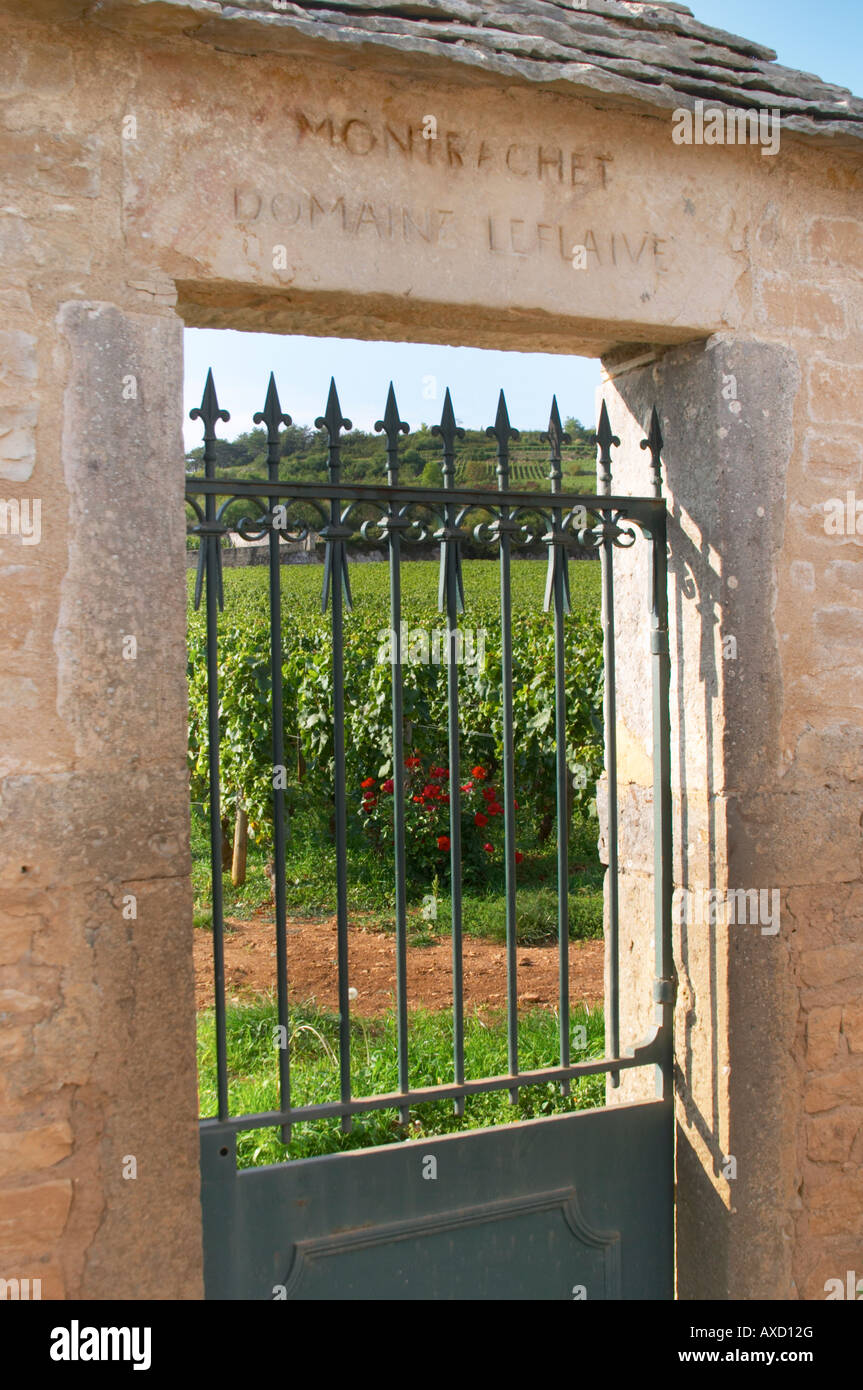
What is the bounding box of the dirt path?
[194,909,603,1017]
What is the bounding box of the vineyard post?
[232,802,249,887]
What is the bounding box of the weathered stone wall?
[0,4,860,1300]
[758,206,863,1301]
[601,198,863,1298]
[0,18,201,1301]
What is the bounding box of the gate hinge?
[653,978,674,1005]
[650,630,669,655]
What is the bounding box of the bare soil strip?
[194,910,604,1017]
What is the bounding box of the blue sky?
[184,0,862,449]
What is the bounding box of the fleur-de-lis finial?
[432,388,465,488]
[189,369,229,612]
[541,396,571,493]
[318,378,353,614]
[315,378,352,483]
[254,373,291,445]
[542,396,573,614]
[375,382,409,486]
[640,405,664,498]
[316,376,351,439]
[486,389,520,490]
[597,399,620,495]
[253,373,291,478]
[189,369,230,473]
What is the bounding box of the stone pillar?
[0,301,203,1298]
[599,336,802,1300]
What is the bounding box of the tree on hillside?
[419,459,443,489]
[184,418,598,488]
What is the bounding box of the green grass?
[198,997,606,1167]
[453,886,602,946]
[191,801,604,941]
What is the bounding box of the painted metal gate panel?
[201,1099,672,1300]
[187,371,673,1301]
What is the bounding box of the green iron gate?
[186,371,673,1300]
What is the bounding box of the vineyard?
[450,453,594,486]
[190,557,607,1161]
[188,559,605,929]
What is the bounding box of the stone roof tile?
[80,0,863,142]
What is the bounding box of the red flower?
[437,835,450,851]
[422,783,439,799]
[488,803,503,816]
[429,766,449,780]
[361,777,375,789]
[472,766,487,780]
[405,757,422,768]
[460,781,474,793]
[412,795,424,804]
[381,779,394,793]
[482,787,495,801]
[483,842,494,853]
[515,851,524,865]
[513,800,519,810]
[441,793,450,804]
[362,795,377,810]
[474,812,488,827]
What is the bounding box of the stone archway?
[1,0,861,1301]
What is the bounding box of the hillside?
[185,418,598,492]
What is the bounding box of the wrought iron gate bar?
[254,374,293,1144]
[188,371,670,1142]
[187,475,661,521]
[376,385,411,1125]
[432,389,467,1114]
[198,1040,665,1137]
[542,398,573,1094]
[189,370,230,1122]
[488,391,521,1102]
[598,401,622,1089]
[317,380,354,1134]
